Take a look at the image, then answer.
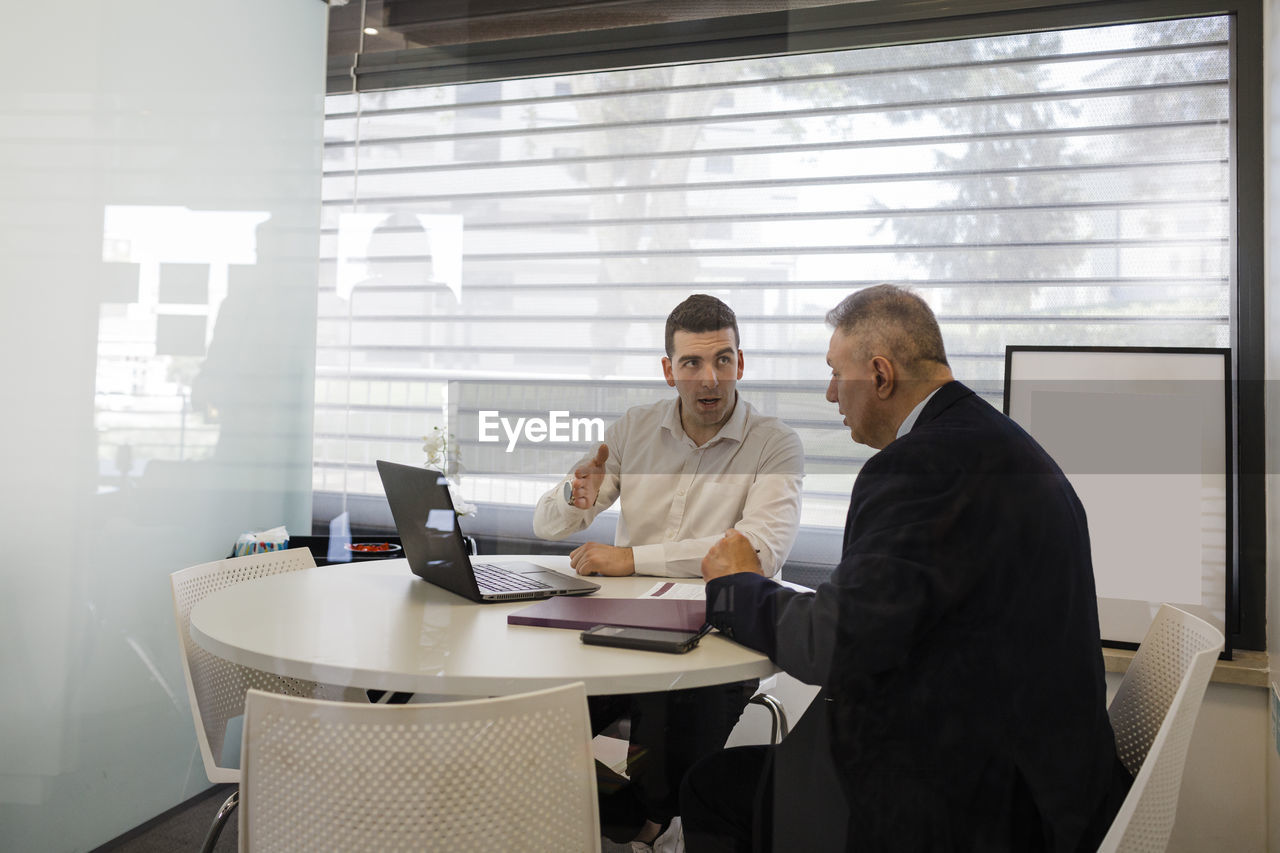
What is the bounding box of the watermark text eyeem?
[478,410,605,452]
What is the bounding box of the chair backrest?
[239,682,601,852]
[170,548,340,783]
[1097,604,1224,853]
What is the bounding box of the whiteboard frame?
[1003,346,1232,657]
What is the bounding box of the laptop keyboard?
[473,562,553,593]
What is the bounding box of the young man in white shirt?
[533,294,804,849]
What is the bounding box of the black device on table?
[580,623,712,654]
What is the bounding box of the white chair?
[239,682,601,852]
[1097,604,1224,853]
[170,548,359,852]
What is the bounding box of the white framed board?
[1004,346,1231,655]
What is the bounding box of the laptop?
[376,460,600,602]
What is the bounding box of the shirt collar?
[896,386,942,439]
[662,391,747,447]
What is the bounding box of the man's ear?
[736,349,744,380]
[871,355,895,399]
[662,356,676,387]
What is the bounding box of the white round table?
[189,555,777,696]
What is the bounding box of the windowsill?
[1102,647,1269,689]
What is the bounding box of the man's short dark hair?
[665,294,739,357]
[826,284,949,367]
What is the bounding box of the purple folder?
[507,596,706,633]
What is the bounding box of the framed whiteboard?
[1003,346,1231,656]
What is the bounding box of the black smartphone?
[580,624,710,654]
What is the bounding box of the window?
[316,3,1262,645]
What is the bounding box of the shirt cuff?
[631,542,665,575]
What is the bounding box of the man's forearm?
[707,573,833,687]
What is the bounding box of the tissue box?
[233,525,289,557]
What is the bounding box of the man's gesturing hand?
[568,443,609,510]
[701,529,764,581]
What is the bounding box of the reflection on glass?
[99,205,270,487]
[425,508,456,533]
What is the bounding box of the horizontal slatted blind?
[315,15,1233,532]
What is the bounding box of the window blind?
[315,15,1233,536]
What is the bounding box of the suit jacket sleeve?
[706,441,995,688]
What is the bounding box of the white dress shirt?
[895,386,943,439]
[533,395,804,578]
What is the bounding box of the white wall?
[0,2,328,849]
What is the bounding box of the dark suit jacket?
[707,381,1129,852]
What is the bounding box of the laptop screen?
[377,460,480,597]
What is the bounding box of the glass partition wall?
[0,1,328,849]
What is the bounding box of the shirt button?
[677,489,686,496]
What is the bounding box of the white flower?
[421,426,462,477]
[447,480,477,517]
[422,426,473,515]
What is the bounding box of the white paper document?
[642,581,706,601]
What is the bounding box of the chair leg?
[200,788,239,853]
[748,693,789,745]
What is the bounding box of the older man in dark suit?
[680,285,1131,852]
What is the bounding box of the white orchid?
[422,426,475,516]
[421,426,461,478]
